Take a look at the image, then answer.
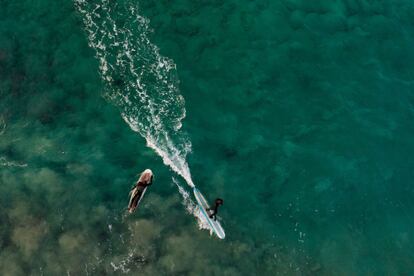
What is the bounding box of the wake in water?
[75,0,194,187]
[76,0,226,240]
[173,178,212,234]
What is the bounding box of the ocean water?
[1,0,414,275]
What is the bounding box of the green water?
[1,0,414,275]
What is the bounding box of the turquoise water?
[1,0,414,274]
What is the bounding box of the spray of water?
[173,178,212,233]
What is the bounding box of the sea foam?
[75,0,194,188]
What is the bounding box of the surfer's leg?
[131,191,142,208]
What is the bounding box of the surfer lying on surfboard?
[207,198,223,221]
[128,169,153,213]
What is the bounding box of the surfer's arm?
[137,181,152,187]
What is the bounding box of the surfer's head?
[143,169,152,175]
[138,169,153,184]
[215,198,224,206]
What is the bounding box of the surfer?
[127,169,153,213]
[207,198,223,221]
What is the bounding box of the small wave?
[0,157,28,168]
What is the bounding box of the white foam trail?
[121,114,194,188]
[173,178,212,234]
[75,0,194,188]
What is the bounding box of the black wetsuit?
[133,175,153,194]
[209,205,219,220]
[129,179,152,210]
[208,199,223,221]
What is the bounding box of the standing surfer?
[207,198,223,221]
[128,169,153,213]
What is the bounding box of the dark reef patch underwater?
[1,0,414,275]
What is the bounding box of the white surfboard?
[193,187,225,239]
